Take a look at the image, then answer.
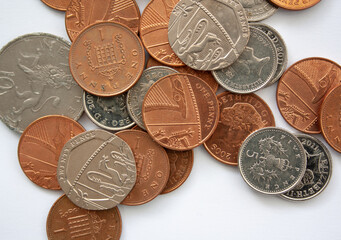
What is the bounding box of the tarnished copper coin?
[47,194,122,240]
[18,115,85,190]
[140,0,184,67]
[269,0,320,10]
[277,57,341,134]
[146,56,219,92]
[65,0,140,41]
[142,73,219,150]
[117,130,170,206]
[41,0,70,11]
[69,22,145,97]
[162,149,193,194]
[204,92,275,165]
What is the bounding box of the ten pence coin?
[69,22,145,97]
[57,129,137,210]
[204,92,275,165]
[277,57,341,134]
[239,0,278,22]
[46,194,122,240]
[269,0,320,10]
[142,73,219,151]
[41,0,70,11]
[18,115,85,190]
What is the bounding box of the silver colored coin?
[168,0,250,71]
[239,0,278,22]
[281,134,332,201]
[126,66,178,130]
[238,127,306,195]
[83,91,135,131]
[0,33,84,133]
[212,27,277,94]
[57,129,137,210]
[250,23,288,86]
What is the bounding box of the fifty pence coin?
[239,0,278,22]
[41,0,70,11]
[0,33,84,133]
[57,129,137,210]
[238,127,306,195]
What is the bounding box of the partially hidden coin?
[281,134,332,200]
[46,194,122,240]
[168,0,249,71]
[126,66,178,130]
[239,0,278,22]
[0,33,84,133]
[212,27,277,93]
[238,127,306,195]
[69,22,145,97]
[41,0,70,11]
[269,0,320,10]
[18,115,85,190]
[84,91,135,131]
[204,92,275,165]
[57,129,136,210]
[117,130,170,205]
[142,73,219,151]
[65,0,140,41]
[277,57,341,134]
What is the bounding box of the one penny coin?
[46,194,122,240]
[18,115,85,190]
[142,73,219,151]
[69,22,145,97]
[41,0,70,11]
[277,57,341,134]
[117,130,170,206]
[269,0,320,10]
[204,92,275,166]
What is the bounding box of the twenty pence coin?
[41,0,70,11]
[269,0,320,10]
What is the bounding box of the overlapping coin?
[269,0,320,10]
[240,0,278,21]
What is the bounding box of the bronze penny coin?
[162,149,193,194]
[69,22,145,97]
[18,115,85,190]
[41,0,70,11]
[65,0,140,41]
[277,57,341,134]
[269,0,320,10]
[204,92,275,165]
[142,73,219,150]
[117,130,170,206]
[140,0,184,67]
[146,56,219,93]
[46,194,122,240]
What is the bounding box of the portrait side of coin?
[46,194,122,240]
[238,127,306,194]
[41,0,70,11]
[0,33,84,133]
[84,91,135,131]
[204,92,275,165]
[269,0,320,10]
[18,115,85,190]
[212,27,277,93]
[168,0,249,71]
[277,57,341,134]
[281,134,332,200]
[142,73,219,151]
[57,129,137,210]
[239,0,278,22]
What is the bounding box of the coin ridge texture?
[269,0,320,10]
[240,0,278,22]
[57,129,137,210]
[238,127,306,194]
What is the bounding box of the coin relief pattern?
[239,0,277,22]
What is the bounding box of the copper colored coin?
[147,56,219,92]
[41,0,70,11]
[140,0,184,67]
[204,92,275,165]
[65,0,140,41]
[117,130,170,206]
[142,73,219,150]
[69,22,145,97]
[18,115,85,190]
[46,194,122,240]
[269,0,320,10]
[162,149,193,194]
[277,57,341,134]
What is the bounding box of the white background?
[0,0,341,239]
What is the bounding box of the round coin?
[204,92,275,165]
[69,22,145,97]
[269,0,320,10]
[281,134,332,200]
[0,33,84,133]
[41,0,70,11]
[57,129,137,210]
[238,127,306,194]
[46,194,122,240]
[277,57,341,134]
[117,130,170,205]
[18,115,85,190]
[239,0,278,22]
